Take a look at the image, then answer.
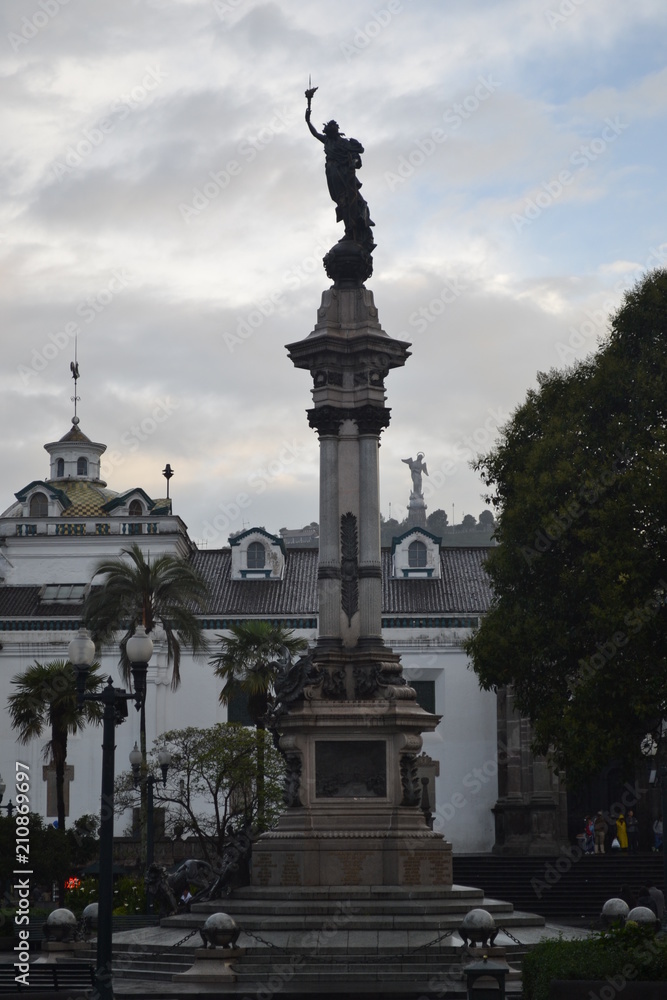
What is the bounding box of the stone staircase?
[94,884,549,997]
[453,853,666,924]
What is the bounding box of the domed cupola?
[44,416,107,486]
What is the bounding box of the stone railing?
[14,521,161,537]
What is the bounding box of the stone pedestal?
[172,947,244,983]
[37,941,87,962]
[253,245,452,887]
[407,494,427,528]
[252,691,452,887]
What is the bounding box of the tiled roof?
[383,547,492,614]
[0,587,82,620]
[2,481,119,519]
[192,546,492,617]
[53,481,119,517]
[191,549,318,617]
[0,547,493,624]
[56,424,93,443]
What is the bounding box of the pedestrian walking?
[594,811,607,854]
[626,809,639,853]
[653,815,663,852]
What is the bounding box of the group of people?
[582,811,663,854]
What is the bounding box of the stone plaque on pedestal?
[315,740,386,798]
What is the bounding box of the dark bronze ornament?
[305,87,375,257]
[340,512,359,626]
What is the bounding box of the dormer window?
[77,457,88,476]
[29,492,48,517]
[391,527,441,579]
[128,500,143,517]
[230,528,286,580]
[247,541,266,569]
[408,540,427,568]
[56,458,65,478]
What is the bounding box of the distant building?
[278,524,319,548]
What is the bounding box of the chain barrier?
[173,927,201,948]
[181,922,526,964]
[497,926,525,946]
[242,924,464,965]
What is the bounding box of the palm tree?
[83,542,209,863]
[83,542,209,691]
[210,621,308,830]
[8,659,103,904]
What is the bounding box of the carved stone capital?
[307,406,344,437]
[355,404,391,436]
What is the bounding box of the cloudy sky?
[2,0,666,546]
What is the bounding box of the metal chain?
[497,926,525,946]
[173,927,201,948]
[241,927,298,955]
[243,925,456,964]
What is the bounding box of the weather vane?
[70,338,81,424]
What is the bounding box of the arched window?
[128,500,143,517]
[29,492,48,517]
[408,540,427,568]
[247,541,266,569]
[56,458,65,478]
[77,457,88,476]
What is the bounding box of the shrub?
[522,924,667,1000]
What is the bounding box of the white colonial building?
[0,415,564,855]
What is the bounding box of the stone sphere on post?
[627,906,660,931]
[43,908,78,942]
[459,907,498,948]
[81,902,99,937]
[600,897,630,927]
[200,912,240,950]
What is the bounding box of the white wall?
[393,635,497,854]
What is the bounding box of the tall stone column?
[250,242,453,888]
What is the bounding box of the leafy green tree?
[114,725,285,863]
[210,622,307,830]
[83,542,209,866]
[478,509,495,528]
[426,508,449,537]
[465,269,667,785]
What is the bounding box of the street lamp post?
[129,742,170,913]
[68,626,152,1000]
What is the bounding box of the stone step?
[453,853,665,921]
